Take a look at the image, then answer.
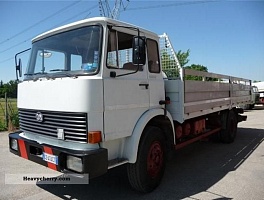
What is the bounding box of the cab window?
[147,39,160,73]
[107,30,143,71]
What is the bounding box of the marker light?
[88,131,102,144]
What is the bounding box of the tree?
[185,64,218,81]
[161,49,190,78]
[7,80,18,98]
[161,49,216,81]
[177,49,190,67]
[0,80,18,98]
[185,64,208,71]
[161,50,179,78]
[0,81,4,98]
[184,64,207,80]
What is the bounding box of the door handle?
[139,83,149,89]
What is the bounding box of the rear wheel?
[127,126,166,193]
[249,104,255,110]
[220,110,238,143]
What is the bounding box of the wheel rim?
[147,141,163,178]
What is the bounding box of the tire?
[127,126,166,193]
[220,110,238,143]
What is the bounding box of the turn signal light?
[88,131,102,144]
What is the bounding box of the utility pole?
[5,92,8,128]
[98,0,130,19]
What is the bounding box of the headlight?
[10,139,18,151]
[66,155,83,173]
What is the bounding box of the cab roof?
[32,17,158,43]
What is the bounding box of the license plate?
[42,152,58,165]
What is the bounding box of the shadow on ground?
[37,127,264,200]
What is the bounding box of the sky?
[0,0,264,83]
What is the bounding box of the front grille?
[255,95,260,102]
[19,108,88,143]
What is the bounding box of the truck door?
[146,38,165,109]
[103,30,149,141]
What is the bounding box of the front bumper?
[257,97,264,104]
[9,131,108,179]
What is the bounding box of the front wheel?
[127,126,166,193]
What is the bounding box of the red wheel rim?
[147,141,163,178]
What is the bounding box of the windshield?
[252,86,259,93]
[25,25,102,80]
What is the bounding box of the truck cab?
[10,17,170,179]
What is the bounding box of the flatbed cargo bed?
[165,69,251,123]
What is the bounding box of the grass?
[0,98,18,130]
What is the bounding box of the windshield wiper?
[24,72,53,81]
[56,72,77,79]
[24,72,47,76]
[24,71,77,79]
[50,69,68,72]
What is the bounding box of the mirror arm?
[15,48,31,65]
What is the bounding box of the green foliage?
[0,98,18,131]
[161,50,179,78]
[184,64,207,81]
[0,119,6,131]
[184,64,218,81]
[161,49,190,78]
[185,64,208,72]
[10,111,19,128]
[177,49,190,67]
[0,80,18,98]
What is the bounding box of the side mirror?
[15,48,31,80]
[16,58,22,80]
[132,36,146,65]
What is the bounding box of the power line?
[0,1,218,63]
[0,38,31,54]
[0,57,13,64]
[126,0,218,11]
[0,1,82,46]
[50,4,97,29]
[0,4,97,54]
[0,4,97,64]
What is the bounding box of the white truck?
[9,17,251,193]
[253,81,264,105]
[240,86,260,110]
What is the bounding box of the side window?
[107,30,141,71]
[107,31,118,67]
[147,39,160,73]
